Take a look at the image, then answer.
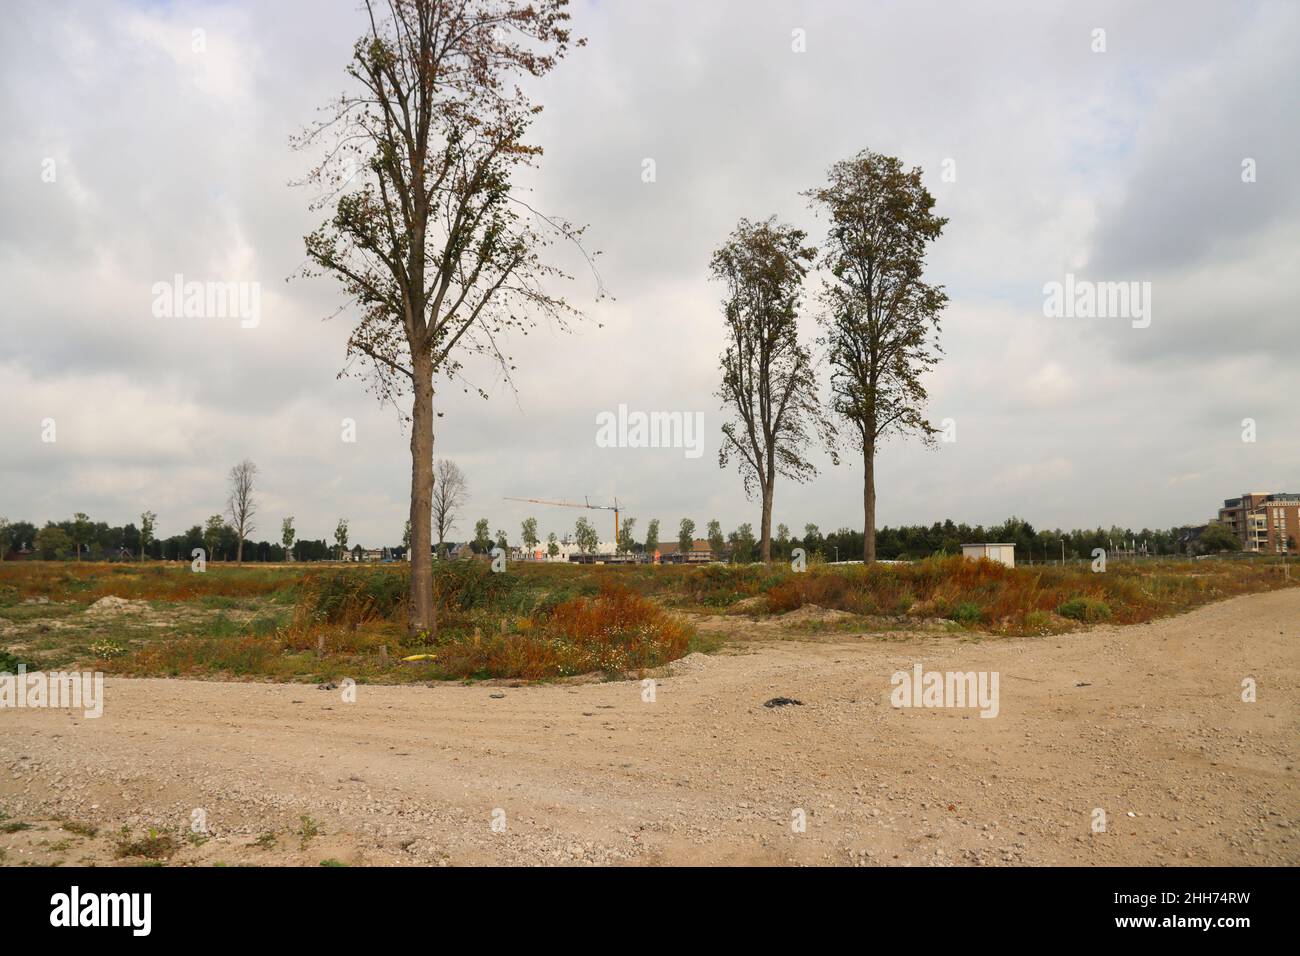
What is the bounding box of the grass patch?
[115,828,178,860]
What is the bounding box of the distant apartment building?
[1218,492,1300,553]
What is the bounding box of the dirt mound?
[86,596,149,614]
[666,652,712,675]
[779,604,859,625]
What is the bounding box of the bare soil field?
[2,588,1295,867]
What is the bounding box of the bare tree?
[297,0,595,637]
[804,150,948,563]
[226,459,258,565]
[432,458,468,554]
[713,216,833,562]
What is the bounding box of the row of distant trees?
[0,513,330,563]
[0,510,1252,564]
[0,452,475,564]
[400,513,1247,563]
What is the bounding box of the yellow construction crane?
[504,496,622,545]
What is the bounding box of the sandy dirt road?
[2,589,1296,866]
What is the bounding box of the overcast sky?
[2,0,1297,548]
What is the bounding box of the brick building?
[1218,492,1300,553]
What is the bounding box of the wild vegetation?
[0,556,1293,682]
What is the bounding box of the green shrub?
[296,568,408,626]
[1057,597,1112,622]
[0,648,27,672]
[948,601,983,624]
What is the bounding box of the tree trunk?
[408,358,436,638]
[759,478,774,562]
[236,537,244,566]
[863,443,877,563]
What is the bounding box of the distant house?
[1179,525,1209,553]
[655,538,715,564]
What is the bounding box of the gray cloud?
[1,0,1296,547]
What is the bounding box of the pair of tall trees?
[714,151,948,562]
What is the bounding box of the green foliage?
[644,519,660,555]
[297,568,408,625]
[948,601,983,624]
[115,828,179,860]
[678,518,695,552]
[521,517,539,551]
[34,525,73,560]
[0,648,28,672]
[616,517,637,554]
[473,519,492,554]
[729,523,757,563]
[1196,524,1241,554]
[1057,598,1112,622]
[574,516,599,554]
[706,520,725,555]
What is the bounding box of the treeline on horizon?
[0,513,1222,564]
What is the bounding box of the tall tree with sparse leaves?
[297,0,594,637]
[804,150,948,562]
[712,216,833,562]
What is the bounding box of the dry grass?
[761,555,1296,632]
[5,555,1294,682]
[92,566,693,682]
[434,583,692,679]
[0,561,292,604]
